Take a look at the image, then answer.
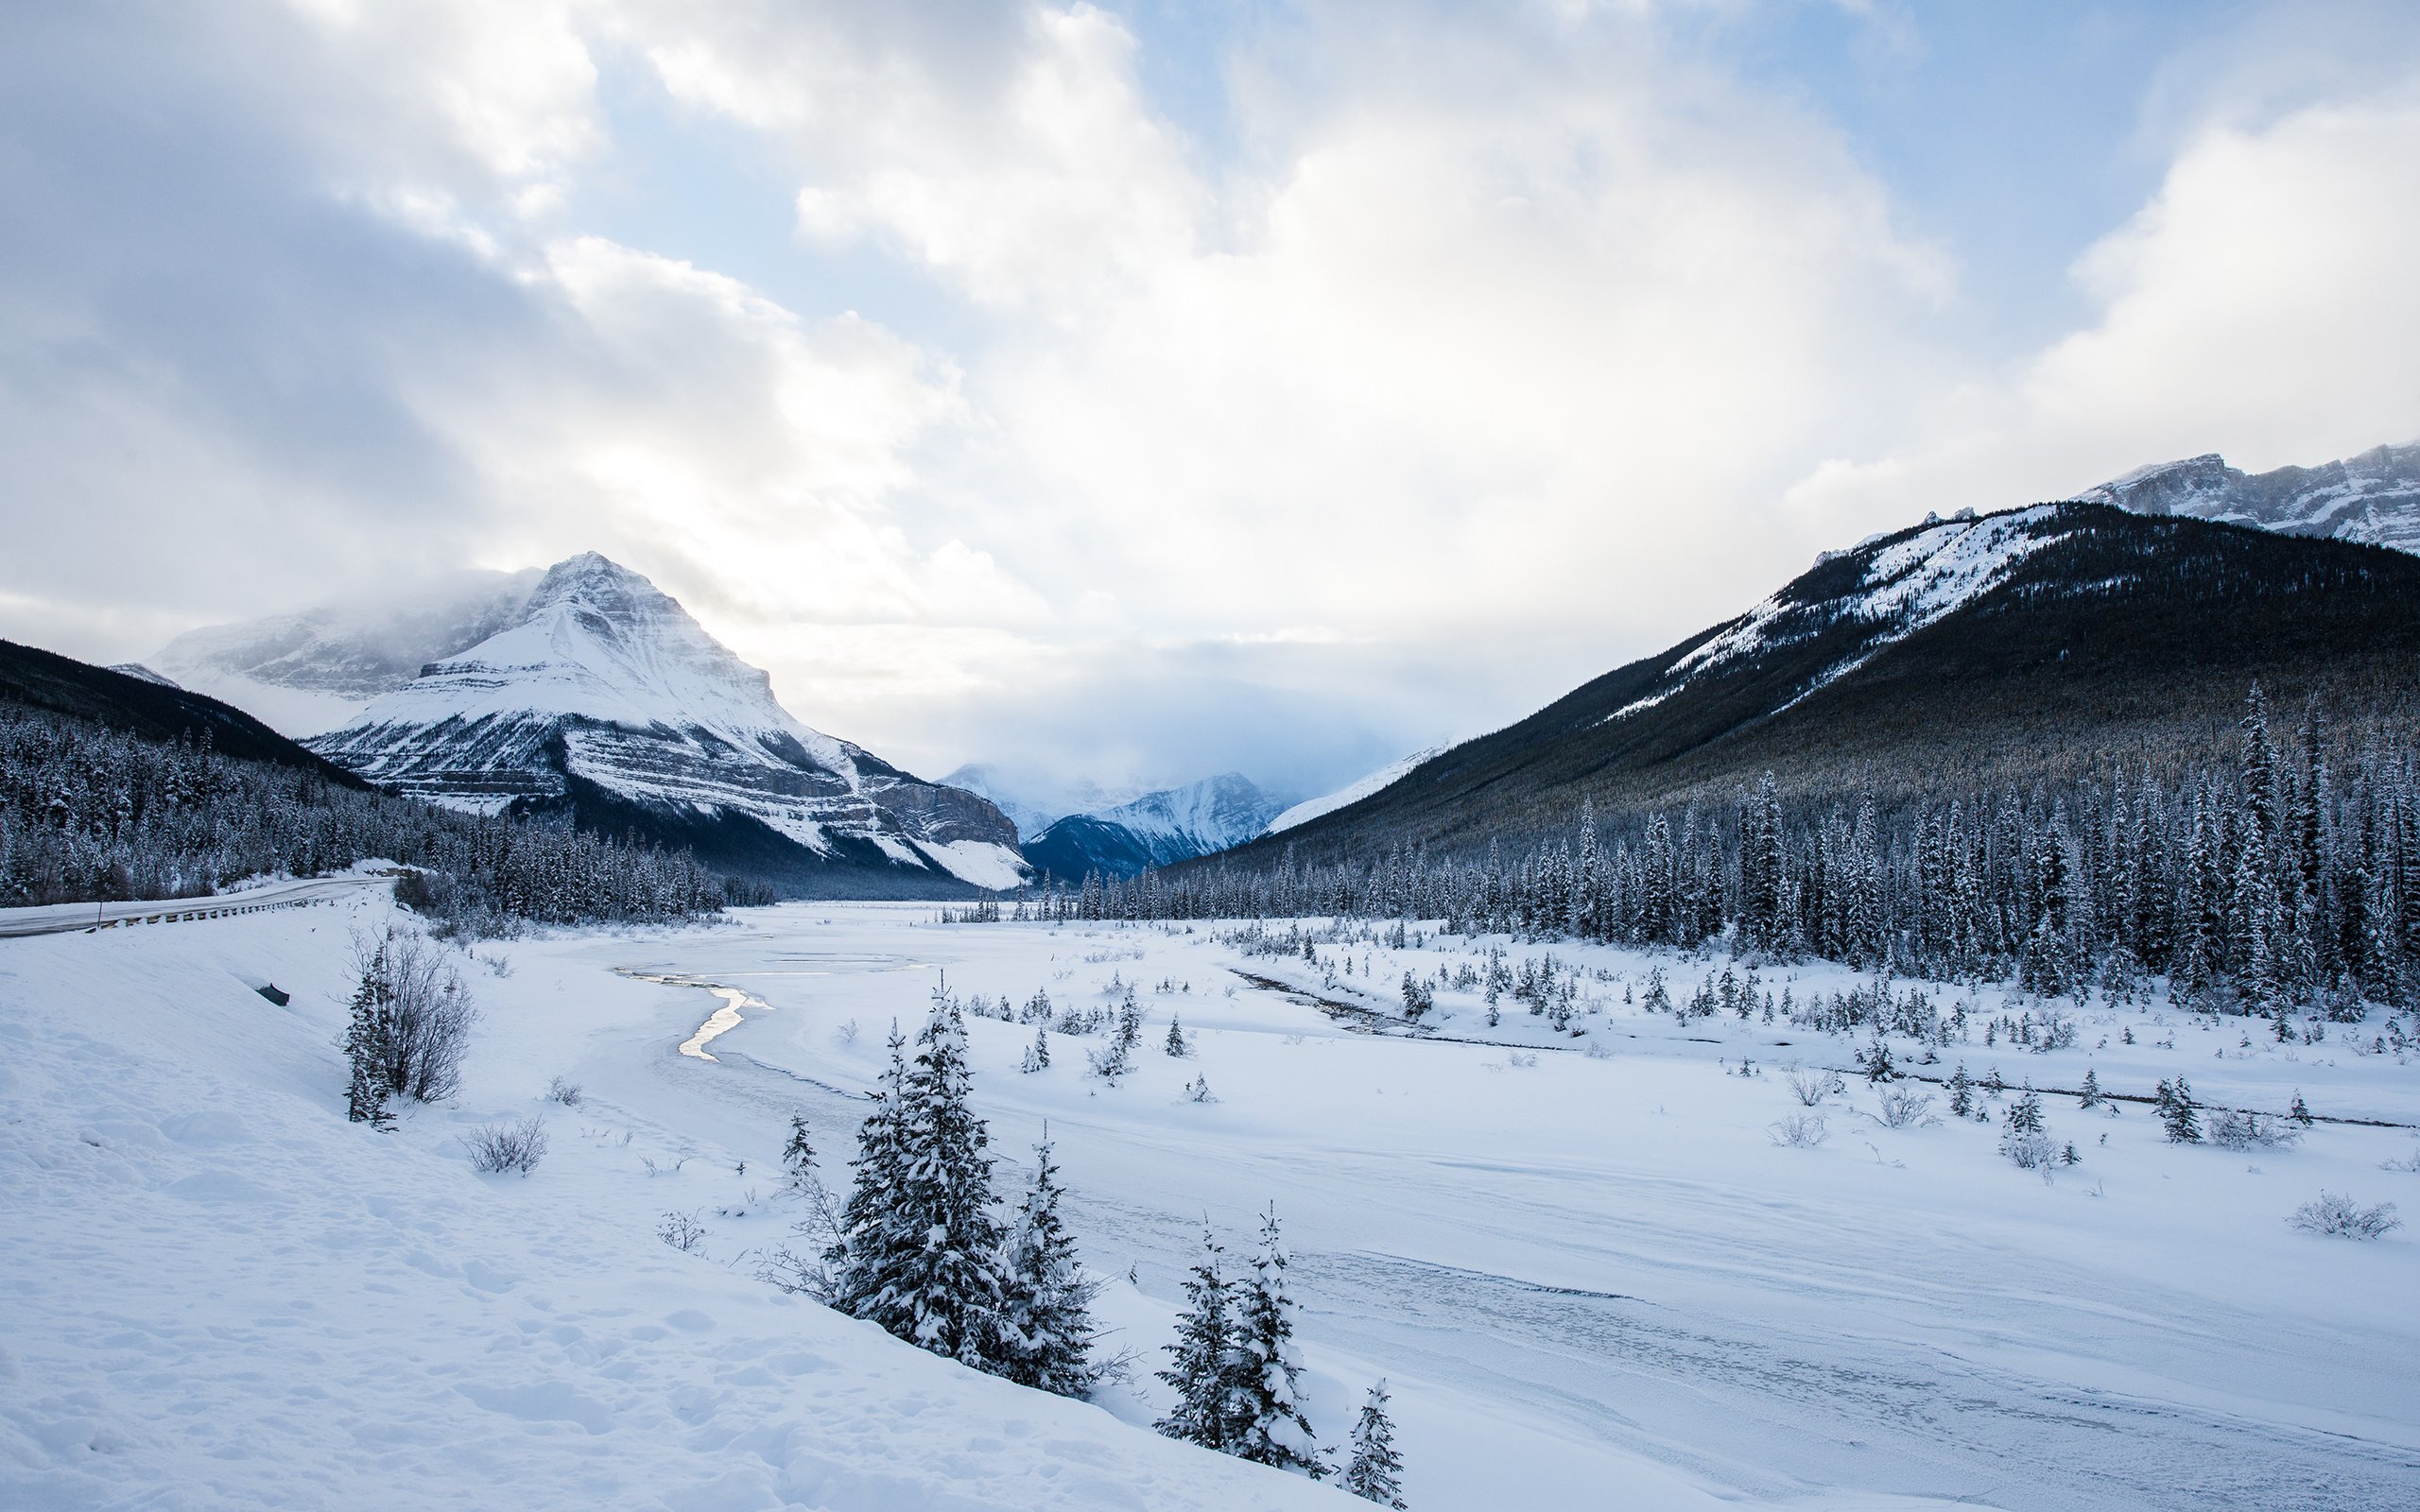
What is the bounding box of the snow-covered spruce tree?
[2155,1078,2204,1144]
[1945,1062,1974,1119]
[1227,1207,1322,1476]
[1165,1015,1191,1057]
[880,999,1011,1368]
[1156,1225,1236,1450]
[1343,1380,1407,1507]
[782,1114,815,1194]
[996,1139,1101,1397]
[343,938,398,1129]
[1021,1027,1050,1074]
[827,1027,914,1327]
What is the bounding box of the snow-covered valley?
[7,897,2416,1510]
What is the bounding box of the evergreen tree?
[342,941,397,1129]
[782,1113,816,1194]
[996,1140,1100,1398]
[2077,1068,2102,1109]
[2156,1077,2204,1144]
[2006,1084,2045,1135]
[1156,1225,1236,1450]
[828,1027,912,1322]
[2289,1090,2314,1126]
[1945,1062,1974,1118]
[1343,1380,1408,1507]
[1165,1015,1191,1057]
[1021,1026,1051,1073]
[1227,1207,1322,1476]
[885,999,1011,1368]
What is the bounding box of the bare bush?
[2289,1194,2402,1239]
[354,927,478,1104]
[1769,1112,1829,1149]
[544,1076,583,1108]
[2000,1130,2056,1171]
[463,1117,547,1175]
[2380,1143,2420,1175]
[2208,1109,2301,1152]
[658,1211,708,1253]
[1875,1087,1937,1129]
[1784,1064,1842,1108]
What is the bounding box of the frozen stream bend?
[607,928,2420,1512]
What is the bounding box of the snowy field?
[7,895,2419,1510]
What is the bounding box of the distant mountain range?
[1020,773,1288,881]
[2079,441,2420,554]
[937,765,1148,841]
[1213,493,2420,864]
[159,554,1024,897]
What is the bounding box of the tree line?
[1011,687,2417,1019]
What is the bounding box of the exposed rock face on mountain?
[1211,501,2420,864]
[154,569,546,736]
[1023,773,1288,880]
[302,554,1024,896]
[2077,442,2420,555]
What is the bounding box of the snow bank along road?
[0,873,391,938]
[7,895,2416,1509]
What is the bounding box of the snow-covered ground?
[8,899,2418,1509]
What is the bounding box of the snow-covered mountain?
[154,568,545,736]
[304,553,1024,895]
[1022,772,1287,880]
[1212,497,2420,858]
[2075,441,2420,554]
[1264,747,1451,836]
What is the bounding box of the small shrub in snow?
[1875,1087,1936,1129]
[1769,1112,1828,1149]
[658,1211,707,1253]
[544,1076,582,1108]
[1184,1075,1219,1104]
[2379,1143,2420,1175]
[1784,1065,1841,1108]
[2288,1194,2402,1240]
[2000,1130,2056,1171]
[463,1117,547,1175]
[2207,1109,2300,1152]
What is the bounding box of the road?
[0,873,395,939]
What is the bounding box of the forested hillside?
[0,647,752,929]
[1236,504,2420,861]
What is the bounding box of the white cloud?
[6,1,2417,793]
[1785,85,2420,534]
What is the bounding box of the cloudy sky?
[5,1,2417,801]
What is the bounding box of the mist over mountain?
[153,569,546,737]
